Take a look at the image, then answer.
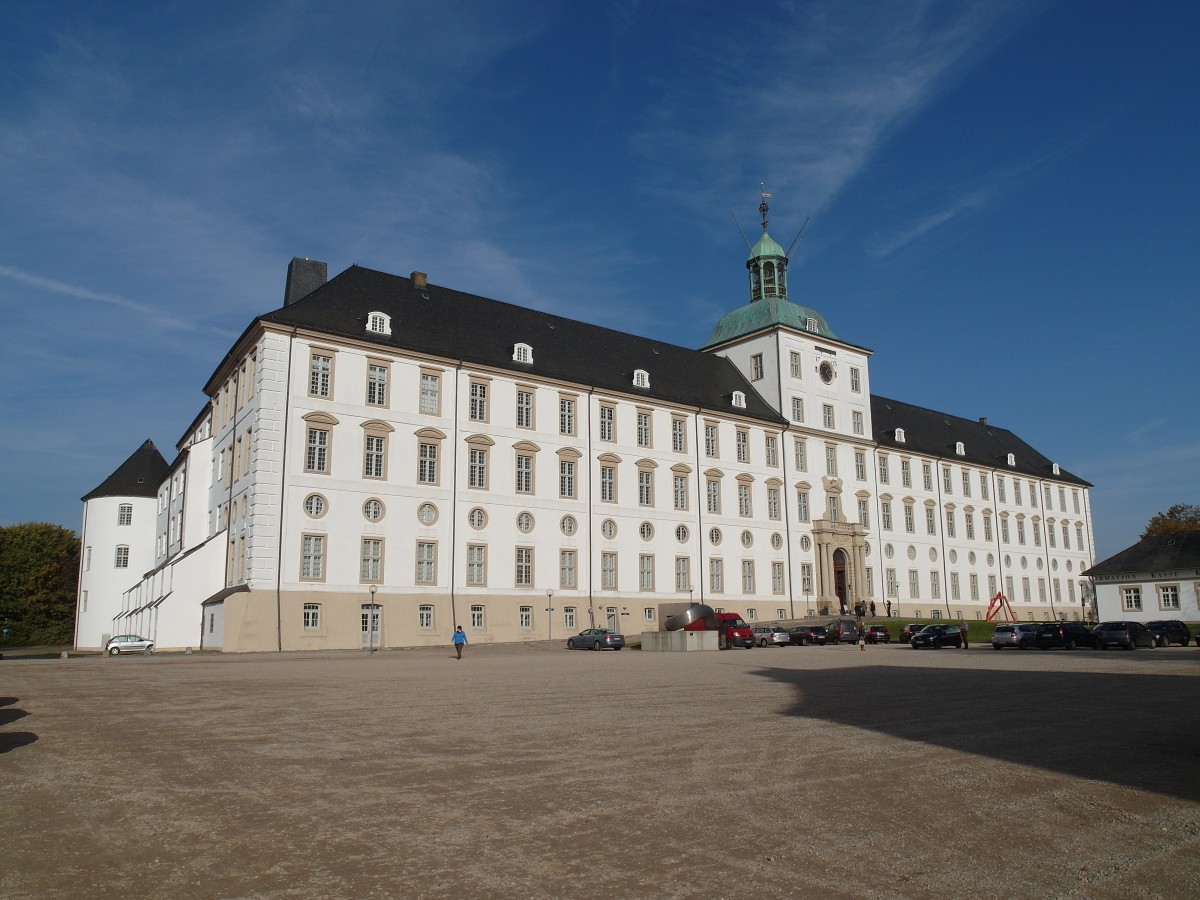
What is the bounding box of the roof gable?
[82,439,169,501]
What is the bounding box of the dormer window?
[366,312,392,336]
[513,343,533,365]
[806,318,818,333]
[732,391,746,409]
[895,428,906,444]
[633,369,650,389]
[955,441,965,456]
[1052,463,1061,475]
[1007,453,1016,467]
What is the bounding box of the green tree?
[0,523,81,645]
[1142,503,1200,538]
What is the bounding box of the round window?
[363,499,384,521]
[468,507,487,529]
[741,530,753,548]
[884,544,894,559]
[800,535,811,552]
[417,503,437,525]
[303,494,326,518]
[675,525,689,543]
[639,522,654,541]
[601,519,617,539]
[771,532,783,550]
[560,515,577,536]
[709,527,722,546]
[517,512,534,534]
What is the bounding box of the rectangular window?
[707,478,721,514]
[414,442,438,485]
[801,563,814,596]
[420,372,440,415]
[1059,486,1067,511]
[1159,585,1179,610]
[881,501,892,531]
[796,490,810,523]
[1013,480,1023,505]
[950,572,961,601]
[979,473,989,500]
[901,459,912,488]
[965,512,975,540]
[672,417,686,453]
[363,434,386,479]
[790,351,802,378]
[638,470,653,506]
[822,404,834,429]
[943,466,953,494]
[367,364,388,406]
[1061,522,1070,549]
[945,508,956,538]
[855,450,866,481]
[601,552,617,589]
[674,474,688,511]
[878,455,890,484]
[791,398,805,423]
[908,569,920,599]
[466,545,486,586]
[468,447,488,489]
[1001,518,1010,544]
[829,496,840,523]
[705,424,718,457]
[983,516,994,543]
[1033,520,1041,547]
[741,560,755,594]
[904,504,915,534]
[738,483,752,517]
[515,454,533,494]
[600,466,616,503]
[309,353,332,397]
[303,603,321,629]
[639,554,654,591]
[997,476,1007,503]
[471,605,485,629]
[751,353,764,380]
[559,460,576,498]
[599,405,614,441]
[961,470,971,497]
[645,607,656,622]
[637,411,652,448]
[857,499,869,528]
[736,430,749,463]
[1044,484,1054,508]
[516,606,532,629]
[363,538,385,582]
[852,411,864,435]
[516,389,534,429]
[930,571,941,600]
[563,606,577,630]
[560,550,577,589]
[118,504,132,526]
[794,439,807,471]
[970,573,980,601]
[1016,519,1026,545]
[1021,576,1031,602]
[418,605,434,630]
[469,381,488,422]
[849,367,861,392]
[115,545,129,568]
[825,445,838,477]
[886,568,898,599]
[772,561,785,594]
[305,427,329,473]
[767,487,780,520]
[559,397,576,435]
[301,534,325,580]
[709,558,723,592]
[515,547,533,587]
[675,557,690,591]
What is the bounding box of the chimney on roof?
[284,257,328,306]
[978,417,988,426]
[411,271,428,290]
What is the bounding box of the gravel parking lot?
[2,642,1198,898]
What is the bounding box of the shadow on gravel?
[0,698,36,754]
[754,663,1200,802]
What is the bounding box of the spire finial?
[759,183,772,232]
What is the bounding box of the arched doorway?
[833,548,849,615]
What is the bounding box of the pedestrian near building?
[959,618,969,649]
[452,625,468,659]
[870,600,876,617]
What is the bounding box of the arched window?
[366,312,391,335]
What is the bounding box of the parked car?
[990,623,1039,650]
[910,624,963,649]
[1035,621,1098,651]
[1147,620,1192,647]
[106,634,154,655]
[788,625,828,646]
[864,625,891,644]
[1093,621,1156,650]
[566,628,625,651]
[752,626,792,647]
[825,619,860,645]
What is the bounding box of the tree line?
[0,523,80,645]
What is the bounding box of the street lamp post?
[546,590,554,648]
[368,583,378,654]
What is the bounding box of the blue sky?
[1,0,1196,560]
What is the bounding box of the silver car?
[990,623,1038,650]
[106,634,154,655]
[752,626,791,647]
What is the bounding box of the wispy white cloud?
[871,188,992,256]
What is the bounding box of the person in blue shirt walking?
[452,625,468,659]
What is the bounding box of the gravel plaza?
[2,641,1198,898]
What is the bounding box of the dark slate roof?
[82,439,169,502]
[1084,532,1200,577]
[256,266,788,425]
[871,396,1090,486]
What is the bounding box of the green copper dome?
[748,231,786,261]
[701,297,838,349]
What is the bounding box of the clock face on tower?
[819,361,834,384]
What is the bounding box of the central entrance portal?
[833,548,848,615]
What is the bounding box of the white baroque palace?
[75,210,1096,651]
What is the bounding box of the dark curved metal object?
[664,603,718,632]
